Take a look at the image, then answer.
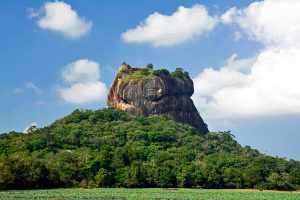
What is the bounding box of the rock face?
[107,63,209,134]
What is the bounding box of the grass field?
[1,188,299,200]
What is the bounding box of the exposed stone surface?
[107,63,209,134]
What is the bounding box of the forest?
[0,108,299,190]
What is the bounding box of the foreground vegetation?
[0,108,299,190]
[1,188,300,200]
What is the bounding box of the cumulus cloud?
[30,1,92,39]
[220,0,300,47]
[59,82,106,104]
[194,0,300,119]
[62,59,100,83]
[121,5,217,47]
[220,7,240,25]
[59,59,107,104]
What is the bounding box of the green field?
[1,188,299,200]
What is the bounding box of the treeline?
[0,108,299,190]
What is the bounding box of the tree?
[170,68,190,79]
[243,165,265,188]
[176,165,194,188]
[146,63,153,69]
[267,172,292,190]
[122,161,145,187]
[0,162,14,189]
[223,167,243,188]
[151,163,176,187]
[183,71,190,79]
[153,69,169,77]
[289,169,300,187]
[25,124,38,133]
[94,168,113,187]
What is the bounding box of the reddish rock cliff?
[107,63,208,134]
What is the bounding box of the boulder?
[107,63,208,134]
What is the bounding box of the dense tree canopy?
[0,108,299,190]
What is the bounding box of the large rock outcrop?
[107,63,208,134]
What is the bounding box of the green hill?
[0,108,299,190]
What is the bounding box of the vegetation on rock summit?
[123,64,191,83]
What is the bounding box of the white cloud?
[58,59,107,104]
[30,1,92,39]
[193,54,255,98]
[23,123,38,133]
[24,82,43,94]
[27,7,40,19]
[121,5,217,47]
[13,88,24,94]
[13,83,42,95]
[194,0,300,119]
[220,7,240,25]
[234,31,242,41]
[62,59,100,83]
[221,0,300,47]
[194,49,300,118]
[59,82,107,104]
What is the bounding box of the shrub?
[153,69,170,77]
[140,68,149,75]
[79,179,88,188]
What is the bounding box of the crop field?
[1,188,299,200]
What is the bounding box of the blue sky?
[1,0,300,160]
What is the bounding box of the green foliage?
[0,108,299,190]
[122,69,155,83]
[152,69,170,77]
[170,68,190,79]
[146,63,153,69]
[140,68,149,75]
[123,67,191,83]
[94,168,113,187]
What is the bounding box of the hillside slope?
[0,108,299,190]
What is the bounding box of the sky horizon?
[1,0,300,160]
